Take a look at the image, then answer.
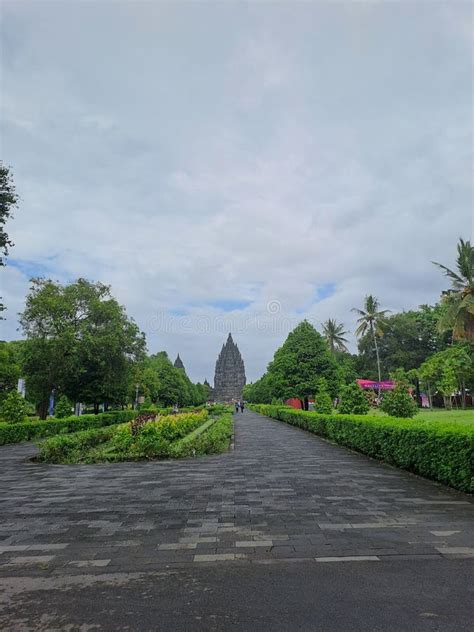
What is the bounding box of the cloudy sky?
[1,1,472,383]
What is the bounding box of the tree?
[380,383,418,418]
[243,374,274,404]
[338,382,369,415]
[313,379,333,414]
[0,163,19,315]
[418,345,473,409]
[0,390,30,424]
[352,295,390,394]
[265,321,340,409]
[322,319,349,353]
[54,395,73,419]
[433,238,474,341]
[20,278,146,418]
[0,341,23,400]
[356,306,449,380]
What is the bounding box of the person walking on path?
[240,401,245,413]
[235,401,240,413]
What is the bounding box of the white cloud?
[0,1,472,382]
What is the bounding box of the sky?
[1,1,473,383]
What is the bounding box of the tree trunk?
[372,325,382,399]
[37,400,48,420]
[94,402,99,415]
[304,397,309,411]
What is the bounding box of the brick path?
[0,409,472,569]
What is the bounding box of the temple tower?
[174,354,185,372]
[213,333,246,401]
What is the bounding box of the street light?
[135,383,139,410]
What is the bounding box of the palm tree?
[322,318,349,353]
[433,238,474,341]
[352,295,390,394]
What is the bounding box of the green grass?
[370,408,474,426]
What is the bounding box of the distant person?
[235,401,240,413]
[240,401,245,413]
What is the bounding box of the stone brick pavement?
[0,409,472,572]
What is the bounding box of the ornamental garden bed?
[249,404,474,493]
[36,408,233,464]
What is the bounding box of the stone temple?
[213,333,246,402]
[174,354,185,372]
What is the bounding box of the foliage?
[250,405,474,493]
[0,410,136,445]
[418,345,473,409]
[54,395,73,419]
[352,295,390,385]
[243,373,274,404]
[356,305,450,380]
[36,409,232,463]
[133,352,207,408]
[338,382,370,415]
[433,238,474,341]
[380,383,418,418]
[19,278,146,418]
[170,413,233,457]
[0,340,23,399]
[313,380,333,414]
[264,321,340,406]
[0,390,30,424]
[322,319,349,353]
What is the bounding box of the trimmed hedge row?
[250,405,474,493]
[0,410,137,446]
[170,413,233,458]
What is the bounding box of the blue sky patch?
[315,282,336,302]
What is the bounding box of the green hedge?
[250,405,474,493]
[170,413,233,458]
[0,410,137,446]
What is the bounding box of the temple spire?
[213,333,246,402]
[174,354,185,372]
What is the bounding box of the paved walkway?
[0,409,473,630]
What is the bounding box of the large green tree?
[134,352,207,408]
[265,321,340,409]
[0,341,23,399]
[433,238,474,341]
[356,305,449,379]
[20,278,146,417]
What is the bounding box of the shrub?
[314,380,333,414]
[0,410,137,445]
[170,413,233,458]
[0,390,30,424]
[339,382,369,415]
[37,410,214,463]
[249,404,473,493]
[54,395,73,419]
[380,384,418,418]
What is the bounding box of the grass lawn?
[373,407,474,426]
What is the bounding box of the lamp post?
[135,383,139,410]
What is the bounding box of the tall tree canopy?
[433,238,474,341]
[20,278,146,417]
[264,321,339,408]
[322,318,349,353]
[356,305,449,380]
